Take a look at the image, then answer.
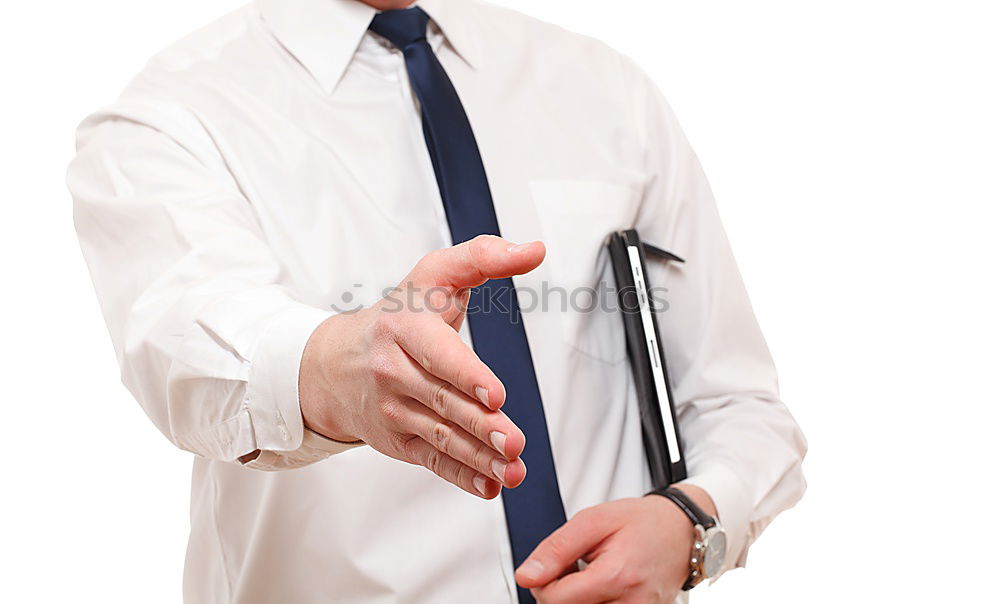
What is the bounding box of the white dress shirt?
[68,0,807,601]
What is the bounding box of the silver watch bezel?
[704,525,728,580]
[692,524,727,585]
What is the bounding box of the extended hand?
[300,235,545,498]
[515,486,717,603]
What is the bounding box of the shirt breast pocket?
[529,179,642,364]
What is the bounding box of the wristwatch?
[648,486,727,591]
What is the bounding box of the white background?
[1,0,997,601]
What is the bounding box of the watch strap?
[649,486,716,529]
[648,486,721,592]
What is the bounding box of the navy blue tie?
[370,8,566,602]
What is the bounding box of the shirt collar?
[257,0,482,94]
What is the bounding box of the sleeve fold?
[69,103,350,470]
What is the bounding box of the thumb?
[515,509,610,589]
[408,235,545,288]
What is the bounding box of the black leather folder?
[607,229,687,487]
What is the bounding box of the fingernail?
[475,386,490,406]
[508,242,532,254]
[491,459,507,482]
[518,559,544,580]
[473,475,488,496]
[489,431,506,455]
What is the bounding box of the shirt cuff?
[245,304,333,454]
[680,462,753,573]
[244,428,366,471]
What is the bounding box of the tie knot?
[369,7,431,50]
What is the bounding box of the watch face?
[702,529,727,579]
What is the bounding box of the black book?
[607,229,687,487]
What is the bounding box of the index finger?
[395,313,506,410]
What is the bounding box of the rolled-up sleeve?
[625,59,808,573]
[68,100,362,469]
